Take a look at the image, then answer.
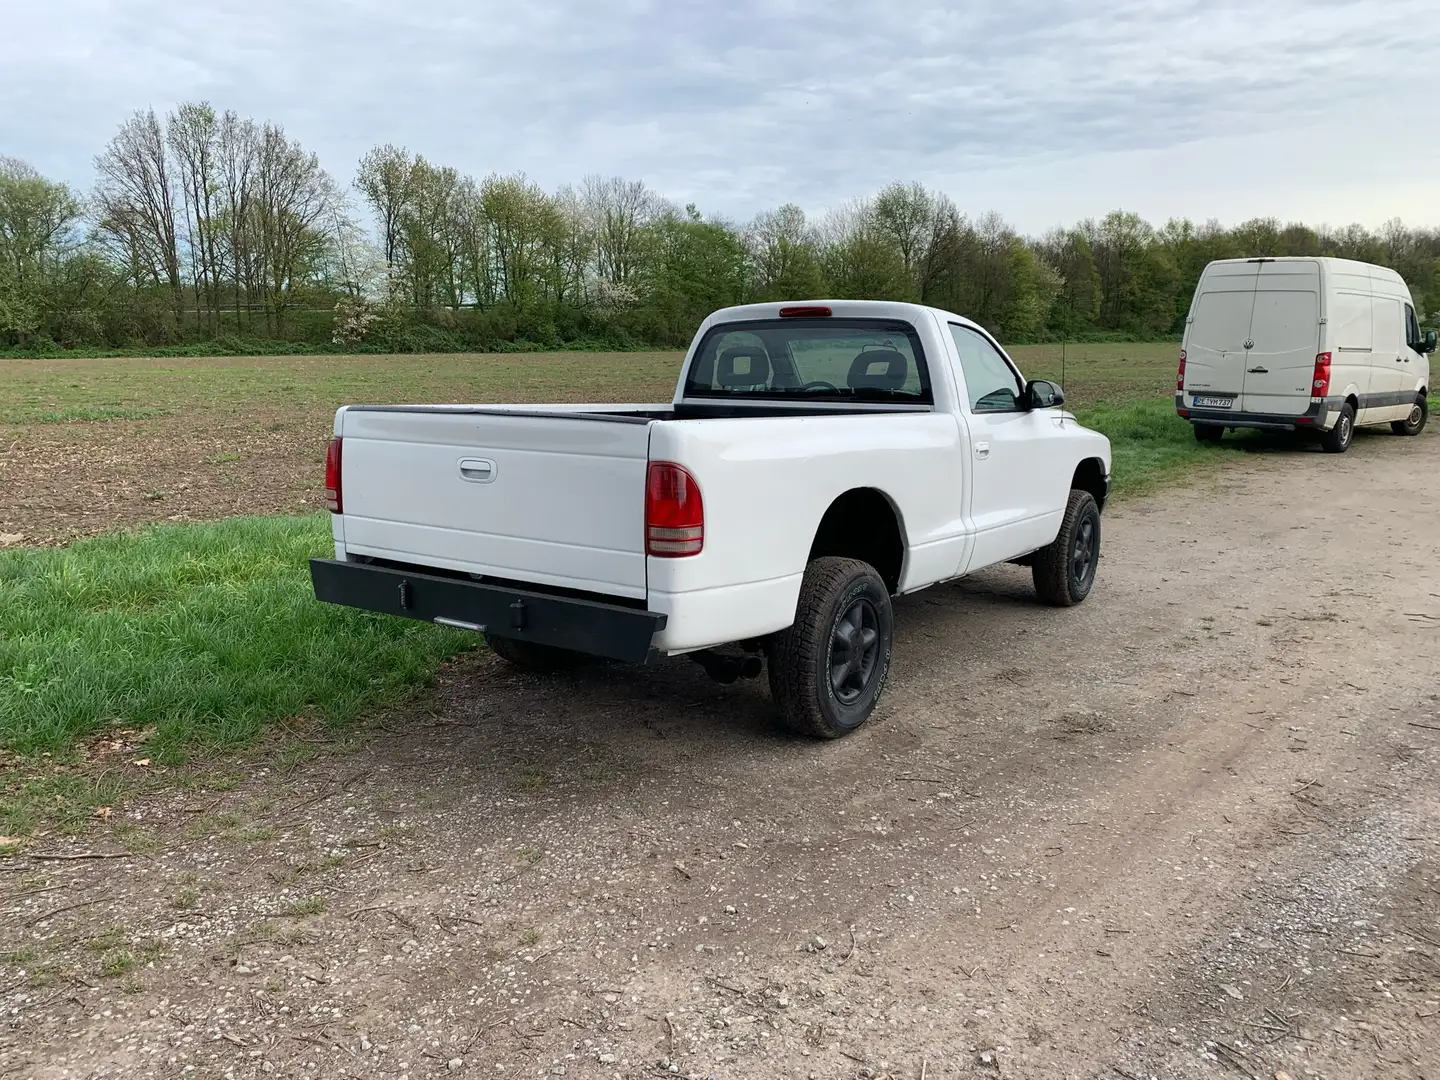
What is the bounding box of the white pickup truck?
[311,301,1112,737]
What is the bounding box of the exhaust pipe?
[688,650,763,685]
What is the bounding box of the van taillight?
[324,437,343,513]
[1311,352,1332,397]
[1176,349,1186,392]
[645,462,703,557]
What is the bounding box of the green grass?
[283,897,327,917]
[0,405,171,424]
[1077,399,1245,497]
[0,514,475,759]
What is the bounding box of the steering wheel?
[799,380,840,392]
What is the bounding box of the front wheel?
[1032,489,1101,607]
[1392,396,1427,436]
[1321,402,1355,453]
[1193,424,1224,444]
[768,557,894,739]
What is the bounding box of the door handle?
[458,458,496,482]
[1246,366,1268,374]
[974,441,991,459]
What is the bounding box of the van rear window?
[683,319,931,403]
[1248,290,1319,349]
[1190,290,1256,351]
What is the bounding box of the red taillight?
[1311,351,1332,397]
[324,436,343,513]
[1176,348,1186,392]
[778,305,832,318]
[645,462,703,557]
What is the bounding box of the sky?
[4,0,1438,235]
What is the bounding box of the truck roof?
[703,299,986,333]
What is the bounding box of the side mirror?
[1025,379,1065,409]
[1423,329,1438,355]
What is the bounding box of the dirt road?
[5,429,1439,1080]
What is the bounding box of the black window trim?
[1405,302,1422,350]
[682,317,934,405]
[948,321,1028,415]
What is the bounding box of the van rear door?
[1184,262,1258,408]
[1240,261,1321,417]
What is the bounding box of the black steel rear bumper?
[309,559,666,664]
[1177,394,1334,431]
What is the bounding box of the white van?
[1177,257,1435,452]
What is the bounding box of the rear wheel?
[1392,395,1427,436]
[768,557,893,739]
[1193,423,1224,444]
[1032,489,1101,607]
[1321,402,1355,454]
[487,635,587,672]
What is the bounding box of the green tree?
[745,204,825,301]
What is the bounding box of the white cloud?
[3,0,1437,232]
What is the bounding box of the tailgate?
[338,407,652,599]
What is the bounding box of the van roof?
[1205,255,1403,278]
[1201,257,1409,297]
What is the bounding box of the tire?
[486,635,587,672]
[1320,402,1355,454]
[1032,489,1101,607]
[768,557,893,739]
[1391,395,1427,436]
[1193,424,1224,444]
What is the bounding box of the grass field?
[1,342,1236,775]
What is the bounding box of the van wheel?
[1392,396,1427,436]
[487,635,587,672]
[1193,424,1224,444]
[1321,403,1355,453]
[768,557,893,739]
[1033,489,1101,607]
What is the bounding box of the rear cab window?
[683,318,932,404]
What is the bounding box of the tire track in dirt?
[4,430,1438,1080]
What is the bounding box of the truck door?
[947,323,1072,574]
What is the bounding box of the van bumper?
[310,558,667,664]
[1175,394,1335,432]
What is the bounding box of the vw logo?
[1243,339,1254,349]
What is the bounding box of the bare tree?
[167,102,222,333]
[217,110,259,331]
[583,175,656,288]
[249,123,335,334]
[355,145,415,269]
[93,109,184,333]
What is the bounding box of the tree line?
[3,100,1439,353]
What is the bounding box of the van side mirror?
[1423,329,1438,355]
[1025,379,1065,409]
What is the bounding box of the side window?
[949,324,1024,412]
[1406,304,1422,350]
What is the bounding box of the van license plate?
[1193,395,1233,408]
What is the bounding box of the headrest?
[847,349,908,390]
[716,347,771,388]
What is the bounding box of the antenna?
[1061,339,1066,391]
